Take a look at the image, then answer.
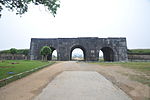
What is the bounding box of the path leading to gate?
[34,71,131,100]
[0,61,149,100]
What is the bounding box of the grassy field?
[0,60,54,80]
[96,62,150,75]
[128,49,150,54]
[93,62,150,86]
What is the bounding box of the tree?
[10,48,17,60]
[22,49,29,60]
[40,46,51,61]
[0,0,60,18]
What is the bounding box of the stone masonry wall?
[128,54,150,61]
[0,54,28,60]
[30,37,128,61]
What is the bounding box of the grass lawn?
[0,60,55,80]
[93,62,150,86]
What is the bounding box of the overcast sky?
[0,0,150,50]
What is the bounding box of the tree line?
[0,48,29,60]
[0,46,52,61]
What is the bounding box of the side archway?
[70,45,86,61]
[100,47,114,61]
[47,47,58,60]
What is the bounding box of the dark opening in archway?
[100,47,114,62]
[70,45,86,61]
[47,47,57,60]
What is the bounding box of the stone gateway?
[30,37,128,61]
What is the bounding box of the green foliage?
[40,46,52,56]
[0,49,29,55]
[17,49,29,56]
[128,49,150,54]
[0,50,10,54]
[40,46,52,60]
[0,0,60,18]
[10,48,17,54]
[22,49,29,56]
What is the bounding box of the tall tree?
[10,48,17,60]
[40,46,51,61]
[0,0,60,18]
[22,49,29,60]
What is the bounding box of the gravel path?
[34,71,132,100]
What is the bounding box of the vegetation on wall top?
[0,49,29,55]
[128,49,150,54]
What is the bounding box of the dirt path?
[0,61,149,100]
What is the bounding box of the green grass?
[128,49,150,54]
[0,60,54,80]
[92,62,150,86]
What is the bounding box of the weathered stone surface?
[0,54,28,60]
[30,37,128,61]
[128,54,150,61]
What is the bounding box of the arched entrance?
[100,47,114,61]
[52,50,57,60]
[99,50,104,61]
[47,47,57,60]
[70,45,86,61]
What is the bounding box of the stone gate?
[30,37,128,61]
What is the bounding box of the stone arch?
[30,37,128,61]
[100,47,115,61]
[47,47,58,60]
[70,45,86,61]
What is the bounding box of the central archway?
[70,45,86,61]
